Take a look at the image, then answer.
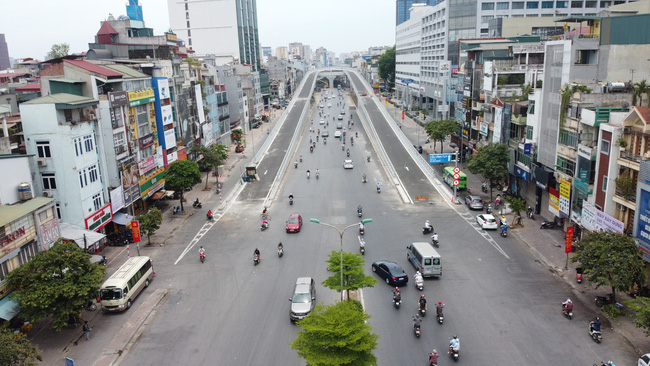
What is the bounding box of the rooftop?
[22,93,98,109]
[0,197,54,228]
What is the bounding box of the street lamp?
[310,218,373,301]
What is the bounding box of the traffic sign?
[453,173,460,180]
[453,180,460,186]
[429,154,454,164]
[453,167,460,174]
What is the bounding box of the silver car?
[290,277,316,321]
[465,195,484,210]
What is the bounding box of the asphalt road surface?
[116,76,636,365]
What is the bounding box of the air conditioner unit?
[623,127,631,133]
[617,203,627,212]
[37,158,47,167]
[42,190,53,198]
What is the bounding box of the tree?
[291,300,378,366]
[628,297,650,336]
[0,329,42,366]
[424,119,460,153]
[377,46,396,89]
[46,43,70,59]
[633,80,649,107]
[6,240,106,331]
[570,231,646,302]
[163,160,202,212]
[505,196,526,225]
[191,144,229,189]
[136,207,162,245]
[616,174,636,200]
[322,251,377,299]
[231,129,243,146]
[465,143,510,201]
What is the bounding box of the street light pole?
[310,218,373,301]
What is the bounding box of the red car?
[286,214,303,233]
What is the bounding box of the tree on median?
[570,231,646,302]
[191,144,229,189]
[136,207,162,245]
[322,251,377,300]
[465,143,509,202]
[291,300,378,366]
[163,160,202,212]
[6,240,106,331]
[0,329,42,366]
[424,119,459,153]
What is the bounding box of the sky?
[1,0,396,61]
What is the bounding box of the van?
[406,242,441,277]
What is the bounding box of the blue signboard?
[514,166,529,181]
[429,154,454,164]
[637,189,650,262]
[524,143,531,155]
[401,78,415,85]
[65,358,74,366]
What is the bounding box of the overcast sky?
[1,0,396,61]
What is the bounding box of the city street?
[33,70,639,365]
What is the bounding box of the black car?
[372,260,409,286]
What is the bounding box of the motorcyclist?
[359,238,365,250]
[316,169,320,178]
[501,223,508,235]
[306,170,310,178]
[591,317,601,332]
[449,335,460,353]
[206,210,213,220]
[432,232,439,243]
[418,294,427,311]
[412,314,422,330]
[362,173,367,183]
[294,160,298,168]
[356,132,358,138]
[414,271,423,284]
[199,246,205,258]
[429,349,439,366]
[289,194,294,203]
[393,287,401,302]
[562,298,573,314]
[376,183,381,192]
[194,198,200,206]
[357,205,363,214]
[495,194,502,207]
[500,215,507,226]
[424,220,432,232]
[359,222,365,232]
[299,154,303,162]
[277,242,284,253]
[261,218,269,228]
[436,301,444,316]
[262,207,269,219]
[254,248,260,260]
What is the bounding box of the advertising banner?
[565,226,574,253]
[131,220,141,243]
[161,105,173,126]
[493,108,503,143]
[139,169,165,200]
[128,89,155,107]
[638,189,650,262]
[195,84,205,124]
[583,200,624,233]
[85,203,113,231]
[559,179,571,218]
[164,128,176,150]
[138,156,156,176]
[156,78,170,100]
[119,156,141,206]
[549,187,560,216]
[108,91,128,107]
[139,133,154,150]
[110,186,125,212]
[479,121,488,136]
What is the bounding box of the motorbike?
[423,226,433,235]
[527,206,535,219]
[357,209,362,218]
[393,295,401,309]
[362,174,367,183]
[415,276,424,291]
[485,204,492,214]
[278,247,284,258]
[367,155,371,162]
[449,348,459,362]
[562,304,573,319]
[360,243,365,255]
[347,151,350,157]
[193,200,202,209]
[351,140,354,146]
[541,220,557,229]
[200,252,205,263]
[307,171,310,179]
[260,222,269,231]
[437,310,444,324]
[359,224,365,235]
[316,172,319,179]
[206,213,214,221]
[289,197,294,206]
[377,186,381,194]
[294,161,298,168]
[300,156,303,162]
[576,267,583,283]
[253,253,260,265]
[414,323,421,338]
[595,294,616,307]
[589,322,602,343]
[419,303,427,317]
[482,182,488,193]
[500,225,508,237]
[310,146,313,153]
[431,235,439,248]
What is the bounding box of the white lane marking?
[264,170,268,175]
[405,166,409,171]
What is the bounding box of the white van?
[406,242,442,277]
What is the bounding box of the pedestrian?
[83,321,92,340]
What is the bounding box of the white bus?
[100,256,154,312]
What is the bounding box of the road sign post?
[452,166,461,203]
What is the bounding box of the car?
[476,214,498,230]
[465,195,484,210]
[319,104,324,109]
[372,260,409,286]
[289,277,316,321]
[286,214,303,233]
[334,131,342,138]
[337,123,343,129]
[327,103,332,107]
[343,159,354,169]
[322,130,330,137]
[639,354,650,366]
[337,115,344,120]
[319,119,325,125]
[341,110,346,115]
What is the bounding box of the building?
[276,46,289,60]
[396,0,440,25]
[0,34,10,71]
[167,0,261,70]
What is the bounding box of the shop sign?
[583,200,624,233]
[524,143,531,155]
[138,156,156,176]
[549,187,560,216]
[140,169,165,200]
[0,227,26,248]
[139,133,154,150]
[127,89,155,107]
[85,204,113,231]
[131,220,141,243]
[108,91,128,107]
[177,147,188,161]
[164,129,176,149]
[514,165,529,181]
[156,78,170,100]
[638,189,650,262]
[167,151,178,165]
[479,121,488,136]
[40,219,60,250]
[559,179,571,218]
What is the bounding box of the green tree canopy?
[6,240,106,331]
[163,160,202,211]
[291,300,378,366]
[0,329,42,366]
[505,196,526,224]
[322,251,377,299]
[633,79,649,107]
[629,296,650,336]
[424,119,460,153]
[191,144,229,189]
[136,207,162,245]
[570,231,646,302]
[46,43,70,59]
[377,46,396,89]
[465,143,510,201]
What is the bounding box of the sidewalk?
[29,108,284,365]
[382,98,650,355]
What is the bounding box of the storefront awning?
[0,294,20,321]
[58,222,106,249]
[112,212,134,226]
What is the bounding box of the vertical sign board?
[559,179,571,218]
[636,189,650,262]
[549,187,560,216]
[565,226,574,253]
[131,220,141,243]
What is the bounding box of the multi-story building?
[167,0,261,71]
[276,47,289,60]
[396,0,440,25]
[0,34,10,71]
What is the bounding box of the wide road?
[118,73,637,365]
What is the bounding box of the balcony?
[511,114,527,126]
[618,151,641,171]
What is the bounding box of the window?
[74,137,83,156]
[575,49,598,65]
[542,1,554,7]
[18,241,39,265]
[79,169,88,188]
[571,0,583,7]
[600,0,611,6]
[585,0,596,6]
[512,1,525,8]
[42,173,57,190]
[497,2,509,9]
[528,100,536,115]
[114,131,125,148]
[55,203,62,219]
[88,165,99,183]
[36,141,52,158]
[482,2,495,10]
[83,134,94,153]
[526,126,534,140]
[135,105,151,137]
[527,1,539,8]
[0,261,9,281]
[556,0,567,6]
[556,156,575,176]
[602,176,608,191]
[482,15,494,22]
[601,140,610,155]
[559,130,579,147]
[92,192,103,211]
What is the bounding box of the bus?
[442,167,467,190]
[100,256,154,312]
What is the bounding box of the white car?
[334,131,342,138]
[319,119,325,125]
[327,103,332,107]
[343,159,354,169]
[341,110,346,115]
[319,104,324,109]
[639,354,650,366]
[476,214,498,230]
[337,115,344,120]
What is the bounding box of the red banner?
[131,220,141,243]
[402,110,405,120]
[565,226,574,253]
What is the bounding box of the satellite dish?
[622,102,630,109]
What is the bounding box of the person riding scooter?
[562,298,573,315]
[206,210,213,221]
[393,287,401,303]
[449,335,460,354]
[436,301,444,317]
[590,317,601,332]
[418,295,428,311]
[429,349,439,366]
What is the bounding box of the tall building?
[167,0,261,70]
[0,34,10,71]
[396,0,439,25]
